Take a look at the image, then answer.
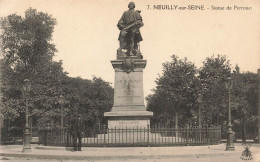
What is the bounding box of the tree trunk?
[175,112,178,137]
[242,119,246,143]
[217,115,219,126]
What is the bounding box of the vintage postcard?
[0,0,259,161]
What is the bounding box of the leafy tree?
[0,8,56,74]
[147,55,199,127]
[63,77,113,129]
[198,55,231,126]
[232,66,258,142]
[147,53,258,139]
[0,8,114,132]
[0,8,64,128]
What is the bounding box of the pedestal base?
[104,111,153,129]
[225,145,235,151]
[22,127,31,153]
[22,147,32,153]
[106,58,153,129]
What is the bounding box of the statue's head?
[128,2,135,9]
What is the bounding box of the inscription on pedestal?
[114,71,144,106]
[105,59,153,128]
[108,120,150,128]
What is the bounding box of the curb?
[36,145,74,151]
[0,152,240,160]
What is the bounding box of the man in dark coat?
[117,2,144,56]
[70,105,82,151]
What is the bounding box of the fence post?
[108,128,110,145]
[103,125,106,147]
[121,127,123,145]
[206,126,208,144]
[133,127,135,145]
[137,127,139,143]
[66,128,69,147]
[155,126,157,144]
[199,126,202,143]
[118,127,120,145]
[219,126,221,144]
[211,126,214,145]
[115,127,117,147]
[147,125,150,147]
[186,126,189,146]
[219,126,222,143]
[44,130,47,146]
[126,126,127,145]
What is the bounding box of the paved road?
[1,143,259,162]
[0,155,259,162]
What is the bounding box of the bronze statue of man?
[117,2,144,56]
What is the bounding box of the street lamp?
[22,79,31,153]
[225,77,235,151]
[58,95,65,128]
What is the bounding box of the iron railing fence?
[221,131,258,142]
[1,127,38,144]
[38,128,70,146]
[39,126,222,147]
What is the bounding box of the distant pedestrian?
[76,115,83,151]
[70,104,83,151]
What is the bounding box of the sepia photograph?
[0,0,259,161]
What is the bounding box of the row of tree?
[0,8,258,142]
[146,55,258,141]
[0,8,113,133]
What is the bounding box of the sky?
[0,0,259,102]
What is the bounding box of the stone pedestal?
[104,57,153,128]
